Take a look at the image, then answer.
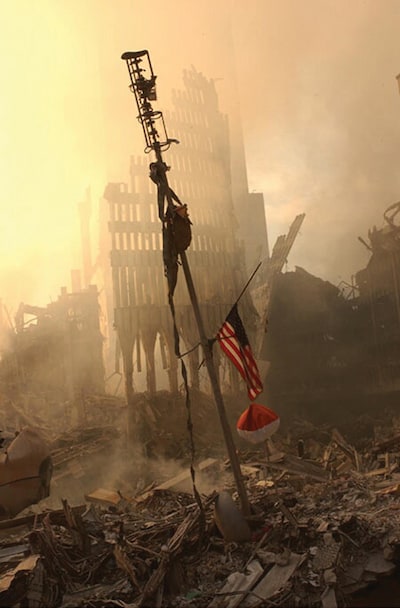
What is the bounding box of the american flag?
[217,304,263,400]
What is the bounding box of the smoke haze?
[1,0,400,312]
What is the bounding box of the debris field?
[1,399,400,608]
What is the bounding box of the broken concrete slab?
[364,552,396,576]
[208,560,264,608]
[241,552,304,607]
[321,585,337,608]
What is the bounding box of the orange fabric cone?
[236,403,280,444]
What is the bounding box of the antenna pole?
[121,50,250,514]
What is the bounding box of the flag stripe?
[218,325,246,376]
[217,304,263,400]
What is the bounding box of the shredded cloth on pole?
[149,160,192,299]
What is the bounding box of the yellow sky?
[0,2,103,307]
[1,0,400,312]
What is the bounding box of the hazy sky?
[1,0,400,312]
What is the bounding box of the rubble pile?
[133,390,239,461]
[1,420,400,607]
[0,393,126,442]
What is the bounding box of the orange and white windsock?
[236,403,280,444]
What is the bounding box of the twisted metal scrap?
[138,496,214,606]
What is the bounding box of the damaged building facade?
[102,67,268,397]
[0,286,105,405]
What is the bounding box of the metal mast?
[121,50,250,514]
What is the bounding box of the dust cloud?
[1,0,400,313]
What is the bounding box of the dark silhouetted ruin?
[262,202,400,428]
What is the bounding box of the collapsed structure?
[0,286,104,404]
[262,202,400,430]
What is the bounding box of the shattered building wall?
[102,68,268,395]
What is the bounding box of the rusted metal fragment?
[0,426,52,519]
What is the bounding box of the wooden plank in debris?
[155,458,218,491]
[375,483,400,495]
[335,459,353,475]
[364,463,398,478]
[208,560,264,608]
[323,443,333,469]
[0,554,40,593]
[240,465,260,478]
[242,552,303,608]
[134,458,219,503]
[331,428,359,469]
[0,504,86,532]
[262,455,328,482]
[372,432,400,453]
[84,488,122,506]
